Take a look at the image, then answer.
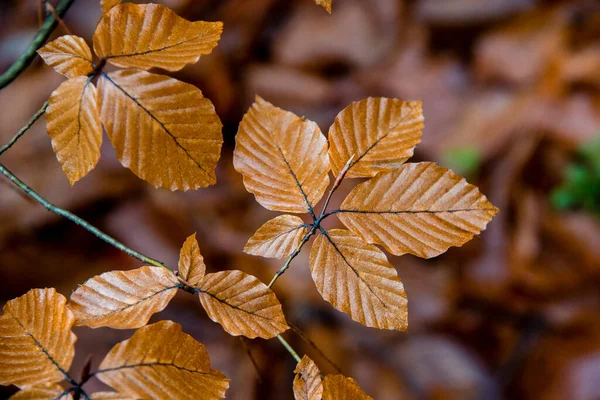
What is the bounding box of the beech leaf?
[9,384,72,400]
[244,215,309,259]
[293,356,323,400]
[93,3,222,72]
[338,162,499,258]
[178,233,206,286]
[198,270,290,339]
[38,35,94,78]
[97,321,228,400]
[98,69,223,190]
[309,229,408,331]
[100,0,121,14]
[0,288,76,388]
[68,266,178,329]
[234,96,330,213]
[46,76,102,185]
[328,98,423,178]
[322,375,373,400]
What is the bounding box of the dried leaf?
[244,215,309,258]
[68,266,178,329]
[97,321,229,400]
[309,229,408,331]
[46,76,102,185]
[328,98,423,178]
[38,35,94,78]
[90,393,135,399]
[293,356,323,400]
[178,233,206,286]
[100,0,121,14]
[315,0,332,13]
[198,270,289,339]
[234,96,330,213]
[9,384,72,400]
[338,162,498,258]
[322,375,373,400]
[98,69,223,190]
[93,3,222,72]
[0,288,77,387]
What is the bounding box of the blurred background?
[1,0,600,398]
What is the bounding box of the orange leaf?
[322,375,373,400]
[93,3,222,72]
[100,0,121,14]
[178,233,206,286]
[244,215,309,258]
[38,35,94,78]
[315,0,332,13]
[198,270,289,339]
[309,229,408,331]
[234,96,330,213]
[97,321,229,400]
[293,356,323,400]
[68,266,178,329]
[98,69,223,190]
[9,384,72,400]
[328,98,423,178]
[338,162,499,258]
[0,289,76,388]
[46,77,102,185]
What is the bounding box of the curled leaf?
[244,215,309,259]
[93,3,222,72]
[0,288,76,387]
[322,375,373,400]
[328,98,423,178]
[46,76,102,185]
[97,321,229,400]
[38,35,94,78]
[198,270,289,339]
[294,356,323,400]
[178,233,206,286]
[9,384,72,400]
[98,69,223,190]
[309,229,408,331]
[338,162,499,258]
[68,266,178,329]
[234,96,330,213]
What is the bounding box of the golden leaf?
[198,270,289,339]
[293,356,323,400]
[178,233,206,286]
[93,3,222,72]
[90,393,135,399]
[97,69,223,190]
[233,96,330,213]
[9,384,72,400]
[100,0,121,14]
[0,288,76,388]
[322,375,373,400]
[46,77,102,185]
[97,321,229,400]
[68,266,178,329]
[315,0,332,13]
[244,215,309,258]
[38,35,94,78]
[328,98,423,178]
[338,162,499,258]
[309,229,408,331]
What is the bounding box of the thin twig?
[239,337,263,384]
[318,155,355,220]
[45,2,73,35]
[268,226,316,288]
[277,334,301,363]
[288,323,342,373]
[0,101,48,156]
[0,0,76,90]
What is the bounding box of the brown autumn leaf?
[0,288,77,388]
[37,35,94,78]
[100,0,121,14]
[233,96,330,213]
[178,233,206,286]
[244,215,310,258]
[97,69,223,190]
[68,266,179,329]
[46,76,102,185]
[97,320,229,400]
[315,0,332,13]
[198,270,290,339]
[293,356,323,400]
[310,229,408,331]
[93,3,222,72]
[9,384,72,400]
[338,162,499,258]
[322,375,373,400]
[328,98,423,178]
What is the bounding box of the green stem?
[0,0,76,90]
[0,101,48,156]
[277,334,301,363]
